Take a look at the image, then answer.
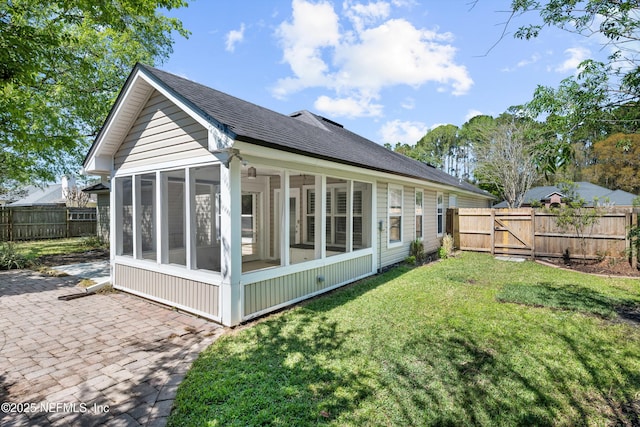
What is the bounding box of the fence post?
[490,209,495,255]
[66,208,70,238]
[530,208,536,259]
[631,210,638,269]
[8,207,13,242]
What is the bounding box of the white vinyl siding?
[114,90,209,170]
[457,194,491,208]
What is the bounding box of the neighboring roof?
[494,182,638,207]
[9,184,65,206]
[87,63,492,198]
[82,182,110,193]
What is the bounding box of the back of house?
[83,64,492,326]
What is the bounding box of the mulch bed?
[538,257,640,278]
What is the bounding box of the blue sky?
[160,0,607,146]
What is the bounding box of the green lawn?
[12,236,105,258]
[168,252,640,426]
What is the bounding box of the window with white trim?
[415,189,423,240]
[388,185,403,245]
[437,192,444,236]
[115,176,133,256]
[114,165,222,272]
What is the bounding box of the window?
[194,165,221,271]
[353,181,372,249]
[116,176,133,256]
[306,188,315,243]
[437,192,444,236]
[415,189,423,240]
[162,170,186,266]
[388,185,403,245]
[139,174,156,261]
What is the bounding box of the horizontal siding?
[114,90,210,170]
[457,194,490,208]
[244,254,373,317]
[378,182,413,267]
[114,263,219,318]
[423,189,439,254]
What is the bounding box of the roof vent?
[320,116,343,128]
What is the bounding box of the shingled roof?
[100,64,491,197]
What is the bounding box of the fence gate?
[492,210,534,258]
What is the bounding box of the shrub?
[410,240,425,264]
[0,242,31,270]
[439,234,455,259]
[405,255,417,265]
[80,235,106,248]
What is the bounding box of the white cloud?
[315,94,383,118]
[555,47,590,74]
[502,53,541,72]
[401,97,415,109]
[225,23,246,52]
[465,109,483,121]
[344,0,391,32]
[273,0,340,97]
[273,0,473,117]
[380,119,428,144]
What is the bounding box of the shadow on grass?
[496,282,640,322]
[169,262,640,426]
[170,312,373,425]
[373,325,640,426]
[169,267,412,426]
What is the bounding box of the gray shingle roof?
[494,181,638,207]
[9,184,65,206]
[137,64,490,197]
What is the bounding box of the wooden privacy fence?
[0,206,97,241]
[446,207,639,266]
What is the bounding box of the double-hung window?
[437,192,444,236]
[388,185,403,245]
[415,189,423,240]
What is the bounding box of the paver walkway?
[0,269,224,426]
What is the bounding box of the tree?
[0,0,189,193]
[469,1,640,174]
[473,116,548,208]
[583,133,640,194]
[552,181,602,260]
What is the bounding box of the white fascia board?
[87,73,153,165]
[84,154,112,175]
[234,141,492,199]
[88,67,234,171]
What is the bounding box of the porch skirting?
[242,254,373,320]
[114,263,221,321]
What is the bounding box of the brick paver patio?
[0,269,223,426]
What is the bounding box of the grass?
[12,236,105,258]
[168,252,640,426]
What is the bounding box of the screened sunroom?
[113,162,373,272]
[86,64,492,327]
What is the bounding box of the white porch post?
[281,170,290,266]
[185,168,196,269]
[133,175,141,259]
[371,181,379,273]
[315,175,326,260]
[220,156,242,326]
[346,180,353,253]
[111,177,119,260]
